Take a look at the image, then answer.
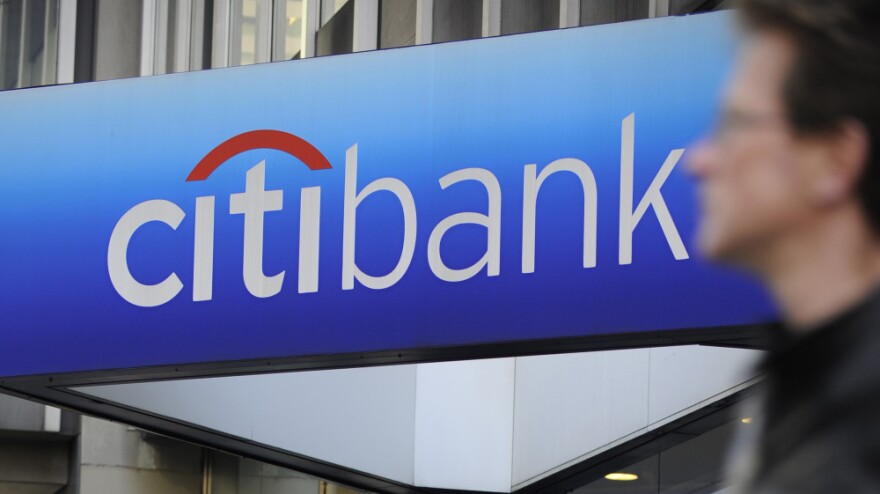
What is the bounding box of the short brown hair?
[739,0,880,230]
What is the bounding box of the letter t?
[230,161,285,297]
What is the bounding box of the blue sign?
[0,12,775,378]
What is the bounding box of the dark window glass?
[0,0,25,90]
[670,0,733,15]
[432,0,481,43]
[321,0,350,27]
[316,0,354,56]
[570,419,738,493]
[501,0,559,36]
[380,0,417,49]
[92,0,142,81]
[579,0,649,27]
[1,0,60,90]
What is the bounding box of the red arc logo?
[186,130,332,181]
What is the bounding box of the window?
[570,419,741,493]
[379,0,416,49]
[215,0,304,67]
[501,0,559,36]
[580,0,650,27]
[275,0,303,60]
[315,0,352,55]
[0,0,60,90]
[670,0,731,15]
[144,0,212,75]
[321,0,348,26]
[432,0,481,43]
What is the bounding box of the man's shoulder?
[824,289,880,403]
[751,290,880,491]
[756,397,880,493]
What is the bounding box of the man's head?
[688,0,880,269]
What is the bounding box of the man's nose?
[685,138,717,179]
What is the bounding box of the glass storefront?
[571,419,746,493]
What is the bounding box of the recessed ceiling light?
[605,472,638,481]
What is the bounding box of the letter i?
[298,187,320,293]
[193,196,215,301]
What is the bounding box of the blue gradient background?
[0,12,776,377]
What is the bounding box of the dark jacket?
[730,290,880,493]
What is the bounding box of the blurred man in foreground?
[688,0,880,491]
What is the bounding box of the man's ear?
[814,119,869,205]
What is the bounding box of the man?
[687,0,880,491]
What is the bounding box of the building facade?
[0,1,754,494]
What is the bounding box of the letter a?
[428,168,501,282]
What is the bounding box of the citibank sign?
[109,115,688,308]
[0,12,775,378]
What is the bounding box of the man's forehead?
[724,31,796,111]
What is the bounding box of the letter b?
[342,144,417,290]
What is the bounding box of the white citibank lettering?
[107,114,689,307]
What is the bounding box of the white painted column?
[0,3,6,74]
[482,0,501,37]
[43,0,58,82]
[173,0,193,72]
[353,0,379,52]
[271,0,287,61]
[559,0,579,28]
[228,0,243,66]
[154,0,170,72]
[255,0,273,62]
[650,0,670,18]
[140,0,157,76]
[300,0,319,58]
[57,0,77,83]
[190,0,207,68]
[212,0,231,67]
[415,0,433,45]
[17,1,27,84]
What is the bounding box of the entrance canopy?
[5,346,761,493]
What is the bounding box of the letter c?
[108,199,185,307]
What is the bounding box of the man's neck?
[758,210,880,331]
